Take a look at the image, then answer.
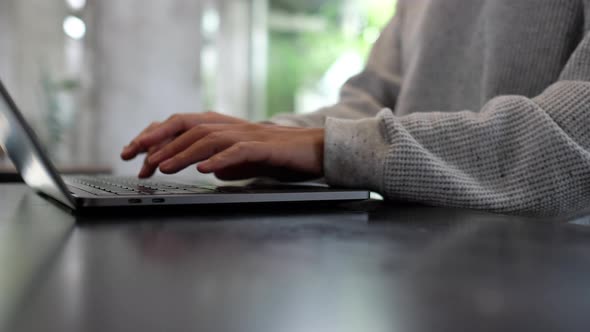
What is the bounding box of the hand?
[121,112,325,181]
[121,112,247,178]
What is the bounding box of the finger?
[147,124,229,166]
[136,115,189,149]
[138,140,171,178]
[121,122,161,160]
[158,133,239,174]
[197,142,271,174]
[122,113,250,161]
[138,158,158,179]
[123,115,189,160]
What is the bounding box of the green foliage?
[266,0,396,117]
[366,0,397,27]
[267,30,361,116]
[270,0,328,14]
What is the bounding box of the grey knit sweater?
[271,0,590,216]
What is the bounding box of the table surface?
[1,184,590,332]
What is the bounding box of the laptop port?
[152,198,165,204]
[128,199,142,204]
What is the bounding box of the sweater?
[271,0,590,216]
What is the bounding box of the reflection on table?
[1,185,590,332]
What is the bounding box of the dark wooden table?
[1,184,590,332]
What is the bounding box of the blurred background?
[0,0,395,175]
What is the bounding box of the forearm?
[324,81,590,216]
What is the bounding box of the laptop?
[0,79,369,211]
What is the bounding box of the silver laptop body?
[0,79,369,211]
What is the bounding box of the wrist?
[324,116,389,191]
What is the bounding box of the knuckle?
[192,124,211,134]
[167,114,183,122]
[174,152,189,161]
[233,142,251,152]
[134,138,147,148]
[245,123,260,130]
[206,132,224,141]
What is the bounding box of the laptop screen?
[0,80,75,209]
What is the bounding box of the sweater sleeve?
[324,32,590,217]
[269,4,404,128]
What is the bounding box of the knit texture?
[271,0,590,216]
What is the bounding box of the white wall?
[0,0,15,91]
[92,0,203,174]
[0,0,68,135]
[211,0,267,121]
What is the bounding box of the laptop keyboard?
[64,176,217,196]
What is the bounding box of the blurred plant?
[41,71,80,156]
[266,0,396,117]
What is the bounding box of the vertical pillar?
[215,0,251,119]
[250,0,269,121]
[214,0,268,121]
[0,0,16,91]
[93,0,202,174]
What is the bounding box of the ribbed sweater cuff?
[324,115,389,191]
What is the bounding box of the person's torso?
[394,0,585,115]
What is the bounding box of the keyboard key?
[65,176,218,196]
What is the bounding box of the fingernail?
[123,143,135,154]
